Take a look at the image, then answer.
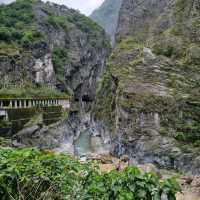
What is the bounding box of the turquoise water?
[74,130,92,156]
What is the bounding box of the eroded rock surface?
[93,0,200,175]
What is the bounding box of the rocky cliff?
[0,0,110,100]
[90,0,123,44]
[0,0,110,148]
[93,0,200,175]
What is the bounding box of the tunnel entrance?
[82,95,93,102]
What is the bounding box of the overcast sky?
[0,0,104,15]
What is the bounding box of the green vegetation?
[0,0,110,99]
[4,106,64,132]
[0,137,11,147]
[174,0,192,25]
[43,106,62,125]
[44,5,109,48]
[0,86,68,98]
[117,37,144,51]
[52,48,69,82]
[46,16,68,29]
[173,0,200,43]
[0,42,20,56]
[0,148,180,200]
[0,120,11,129]
[71,11,109,48]
[7,108,37,132]
[173,101,200,142]
[95,30,200,146]
[94,37,144,130]
[67,10,103,35]
[94,72,116,131]
[0,0,110,51]
[0,0,44,49]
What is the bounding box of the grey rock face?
[116,0,200,43]
[13,117,74,150]
[90,0,123,44]
[0,40,54,86]
[92,0,200,175]
[116,0,174,41]
[0,1,110,101]
[98,44,200,175]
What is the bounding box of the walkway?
[0,97,70,109]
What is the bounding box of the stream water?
[74,129,110,157]
[74,130,92,156]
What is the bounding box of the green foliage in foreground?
[0,148,180,200]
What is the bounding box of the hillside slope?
[93,0,200,175]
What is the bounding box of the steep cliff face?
[90,0,123,44]
[93,0,200,175]
[116,0,174,41]
[116,0,200,42]
[0,0,110,149]
[0,0,110,100]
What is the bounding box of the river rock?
[176,192,200,200]
[120,154,129,162]
[191,176,200,189]
[179,176,193,187]
[99,164,116,173]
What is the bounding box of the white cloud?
[46,0,104,15]
[0,0,104,15]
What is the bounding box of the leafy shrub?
[0,148,180,200]
[21,30,44,48]
[0,27,12,41]
[7,108,38,133]
[46,16,68,29]
[94,71,116,130]
[52,48,69,81]
[118,37,144,50]
[66,10,103,34]
[0,0,35,27]
[42,106,62,125]
[0,0,43,48]
[0,148,90,200]
[0,137,11,147]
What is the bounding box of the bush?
[52,48,69,81]
[46,16,68,29]
[0,148,180,200]
[42,106,62,125]
[0,27,11,41]
[0,0,41,48]
[21,30,44,48]
[7,108,38,133]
